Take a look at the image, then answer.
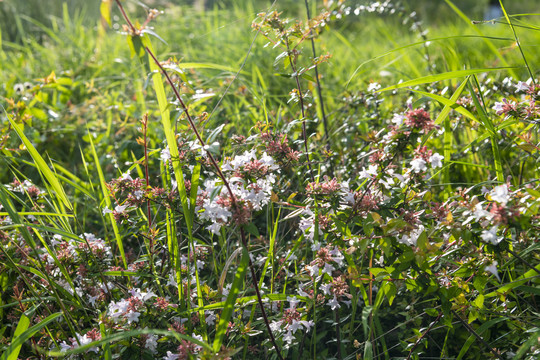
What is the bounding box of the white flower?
[287,296,300,310]
[328,296,341,310]
[167,273,178,288]
[398,225,424,247]
[320,283,332,295]
[473,203,492,221]
[114,204,128,213]
[329,247,344,266]
[485,261,501,282]
[145,333,158,353]
[367,82,381,92]
[75,334,99,353]
[410,158,427,173]
[119,172,133,181]
[125,310,141,324]
[270,320,283,333]
[309,264,319,277]
[160,147,171,162]
[108,299,129,319]
[515,81,529,92]
[489,184,510,205]
[492,102,504,113]
[289,320,302,334]
[391,114,406,126]
[59,341,72,352]
[300,320,314,332]
[205,311,216,326]
[163,351,179,360]
[283,330,295,344]
[481,226,503,245]
[322,263,335,276]
[429,153,444,168]
[359,164,378,179]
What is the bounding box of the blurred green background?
[1,0,539,43]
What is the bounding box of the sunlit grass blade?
[87,131,127,268]
[378,67,517,92]
[499,0,535,82]
[7,116,72,212]
[467,76,504,182]
[4,312,30,360]
[443,0,517,79]
[47,328,212,357]
[212,247,248,352]
[1,312,62,360]
[141,35,192,235]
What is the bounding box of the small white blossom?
[367,82,381,92]
[391,113,406,126]
[328,296,341,310]
[410,158,427,173]
[489,184,510,205]
[359,164,378,179]
[429,153,444,168]
[481,226,503,245]
[485,261,501,282]
[515,81,529,93]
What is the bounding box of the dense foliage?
[0,1,539,359]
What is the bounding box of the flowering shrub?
[0,1,539,359]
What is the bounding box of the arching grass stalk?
[113,1,284,357]
[303,0,330,155]
[284,36,315,184]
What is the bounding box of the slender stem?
[142,114,152,230]
[146,43,285,360]
[113,2,284,356]
[406,312,443,360]
[451,310,500,358]
[334,309,342,360]
[304,0,330,152]
[507,248,540,275]
[284,36,314,183]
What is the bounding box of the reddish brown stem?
[114,2,284,356]
[142,114,152,231]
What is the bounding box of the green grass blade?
[443,0,517,79]
[87,131,127,268]
[455,317,506,360]
[467,77,504,182]
[7,117,72,211]
[47,328,212,357]
[213,248,248,352]
[1,312,62,360]
[499,0,535,82]
[141,35,192,236]
[5,313,30,360]
[378,67,517,92]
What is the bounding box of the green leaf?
[213,248,248,352]
[1,312,62,360]
[48,328,212,356]
[7,116,72,211]
[5,313,30,360]
[87,132,127,268]
[456,317,506,360]
[378,67,516,92]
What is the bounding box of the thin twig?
[304,0,331,153]
[406,312,443,360]
[506,247,540,275]
[284,36,314,184]
[114,2,284,357]
[451,310,501,358]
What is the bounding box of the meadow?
[0,0,539,359]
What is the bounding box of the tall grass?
[1,0,540,359]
